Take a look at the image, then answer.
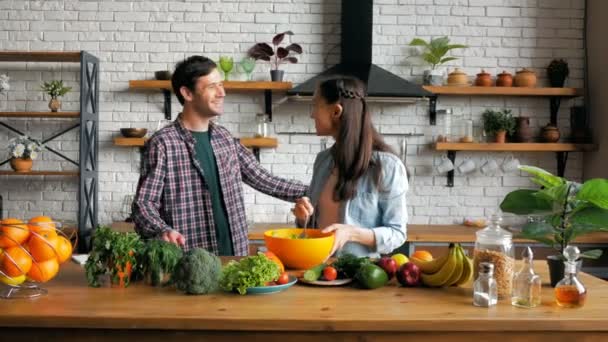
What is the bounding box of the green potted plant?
[85,226,143,288]
[7,136,44,172]
[247,31,303,82]
[41,80,72,112]
[482,109,516,143]
[547,59,569,87]
[500,166,608,286]
[139,239,183,287]
[408,36,467,86]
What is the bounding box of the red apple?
[376,257,398,280]
[397,262,421,287]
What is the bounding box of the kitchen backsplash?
[0,0,585,226]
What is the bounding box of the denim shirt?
[305,148,409,258]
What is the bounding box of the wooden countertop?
[1,261,607,337]
[112,221,608,244]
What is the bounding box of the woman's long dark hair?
[317,76,395,202]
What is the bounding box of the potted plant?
[0,74,9,93]
[500,166,608,286]
[41,80,72,112]
[482,109,516,143]
[408,36,467,86]
[547,59,569,87]
[7,136,44,172]
[139,239,183,287]
[85,226,143,288]
[247,31,303,82]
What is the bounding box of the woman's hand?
[292,196,314,226]
[321,224,376,259]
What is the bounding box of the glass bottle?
[555,245,587,308]
[255,113,269,138]
[473,213,514,299]
[511,246,542,308]
[473,262,498,307]
[459,119,474,143]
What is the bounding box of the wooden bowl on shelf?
[120,128,147,138]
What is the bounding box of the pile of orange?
[0,216,72,284]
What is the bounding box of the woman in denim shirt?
[294,76,408,258]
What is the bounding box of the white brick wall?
[0,0,585,227]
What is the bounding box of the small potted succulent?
[500,166,608,286]
[0,74,9,93]
[547,59,569,87]
[7,136,44,172]
[85,226,143,288]
[247,31,303,82]
[41,80,72,112]
[482,109,516,143]
[139,239,183,287]
[408,36,467,86]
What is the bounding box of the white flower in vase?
[13,144,25,158]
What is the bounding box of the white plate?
[298,278,353,286]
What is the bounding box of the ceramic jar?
[514,68,537,87]
[496,70,513,87]
[541,124,560,142]
[514,116,534,143]
[447,68,469,86]
[475,69,493,87]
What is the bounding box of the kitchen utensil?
[120,128,148,138]
[264,228,335,270]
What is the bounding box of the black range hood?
[287,0,433,100]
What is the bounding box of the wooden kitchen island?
[1,262,607,342]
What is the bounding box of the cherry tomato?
[276,272,290,285]
[323,266,337,281]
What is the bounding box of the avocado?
[355,264,389,289]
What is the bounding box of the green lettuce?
[219,253,280,295]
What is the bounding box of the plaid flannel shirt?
[132,117,308,256]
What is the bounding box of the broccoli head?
[171,248,222,295]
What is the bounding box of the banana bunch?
[411,243,473,288]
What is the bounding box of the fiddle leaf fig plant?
[500,166,608,260]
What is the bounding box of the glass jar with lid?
[255,113,269,138]
[473,213,515,299]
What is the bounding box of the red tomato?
[323,266,337,281]
[276,272,290,285]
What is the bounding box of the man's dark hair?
[171,55,217,105]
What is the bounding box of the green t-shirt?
[190,130,234,256]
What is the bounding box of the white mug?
[502,155,521,173]
[436,155,455,174]
[457,158,476,174]
[480,158,499,175]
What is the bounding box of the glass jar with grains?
[473,213,515,299]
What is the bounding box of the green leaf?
[517,221,556,246]
[439,57,458,64]
[447,44,468,50]
[580,249,603,259]
[576,178,608,209]
[570,207,608,228]
[409,38,429,47]
[518,165,565,188]
[533,183,569,206]
[500,189,553,215]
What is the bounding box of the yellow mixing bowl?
[264,228,335,270]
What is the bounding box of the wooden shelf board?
[240,137,278,148]
[114,137,146,147]
[0,170,79,176]
[0,51,81,62]
[423,86,582,97]
[0,111,80,118]
[435,142,598,152]
[129,80,292,92]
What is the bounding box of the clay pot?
[447,68,469,86]
[10,157,33,172]
[541,124,561,143]
[495,130,507,143]
[514,116,534,143]
[514,68,537,87]
[474,69,493,87]
[496,70,513,87]
[48,97,61,112]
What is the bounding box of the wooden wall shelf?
[435,142,597,152]
[128,80,292,121]
[114,137,146,147]
[0,51,82,62]
[0,171,79,176]
[423,86,582,97]
[240,137,279,148]
[0,111,80,118]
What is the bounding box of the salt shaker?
[473,262,498,307]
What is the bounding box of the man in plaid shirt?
[132,55,311,256]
